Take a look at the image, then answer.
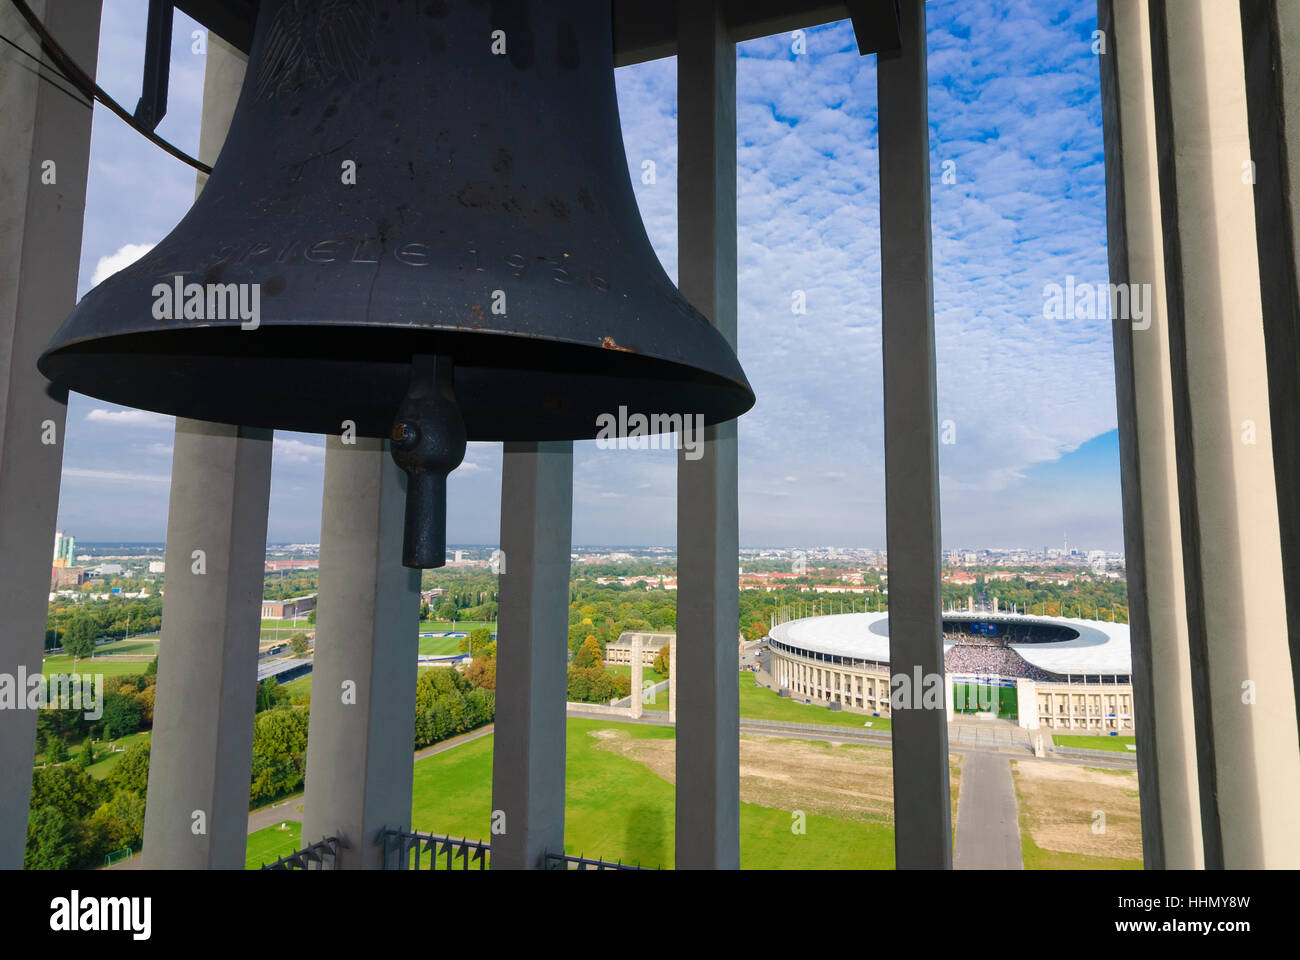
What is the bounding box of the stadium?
[767,611,1134,732]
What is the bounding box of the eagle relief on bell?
[38,0,754,568]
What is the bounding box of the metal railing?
[261,835,344,870]
[380,829,490,870]
[273,828,658,870]
[543,852,658,870]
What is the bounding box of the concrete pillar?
[490,441,572,869]
[301,438,420,869]
[630,634,644,719]
[674,0,740,870]
[1150,0,1300,868]
[1016,679,1038,730]
[1097,0,1204,869]
[0,0,101,868]
[668,634,677,723]
[142,35,268,870]
[142,422,271,868]
[877,0,952,869]
[1240,0,1300,757]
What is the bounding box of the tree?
[29,764,102,821]
[25,806,76,870]
[75,741,96,770]
[45,738,69,765]
[574,635,603,669]
[249,706,311,803]
[100,693,142,741]
[458,627,494,657]
[412,668,494,749]
[307,608,316,626]
[255,678,288,713]
[109,742,151,794]
[134,685,156,725]
[289,632,310,657]
[63,615,96,660]
[465,656,496,690]
[652,643,671,677]
[90,790,146,854]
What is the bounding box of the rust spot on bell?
[601,336,633,352]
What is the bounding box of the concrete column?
[668,635,677,723]
[490,441,572,870]
[877,0,952,869]
[1017,679,1038,730]
[142,422,271,868]
[1240,0,1300,757]
[0,0,101,868]
[1097,0,1203,869]
[1150,0,1300,868]
[674,0,740,870]
[142,35,268,870]
[301,437,420,869]
[630,634,644,719]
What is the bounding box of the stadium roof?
[769,611,1132,676]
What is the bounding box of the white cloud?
[63,467,170,484]
[90,242,154,286]
[273,436,325,464]
[85,408,172,429]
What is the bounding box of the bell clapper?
[390,355,467,569]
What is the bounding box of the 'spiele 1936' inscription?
[203,238,609,292]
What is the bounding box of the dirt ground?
[1011,759,1141,861]
[588,728,961,825]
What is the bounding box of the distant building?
[261,595,317,619]
[148,561,165,573]
[263,558,318,572]
[50,566,85,590]
[51,530,75,568]
[606,632,675,666]
[93,563,124,576]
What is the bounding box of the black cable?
[0,32,94,108]
[5,0,212,174]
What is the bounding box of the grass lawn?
[279,676,313,700]
[1053,734,1136,753]
[1019,832,1143,870]
[739,673,893,730]
[245,821,304,869]
[408,717,895,869]
[1012,759,1143,869]
[608,664,668,685]
[418,635,464,656]
[33,729,151,778]
[40,655,152,678]
[88,639,159,657]
[85,731,152,780]
[260,617,312,640]
[420,620,495,635]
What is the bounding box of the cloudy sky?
[51,0,1120,551]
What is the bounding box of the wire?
[0,31,93,108]
[5,0,212,174]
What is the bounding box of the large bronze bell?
[39,0,754,567]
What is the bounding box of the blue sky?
[51,0,1122,550]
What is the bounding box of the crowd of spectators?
[942,637,1056,682]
